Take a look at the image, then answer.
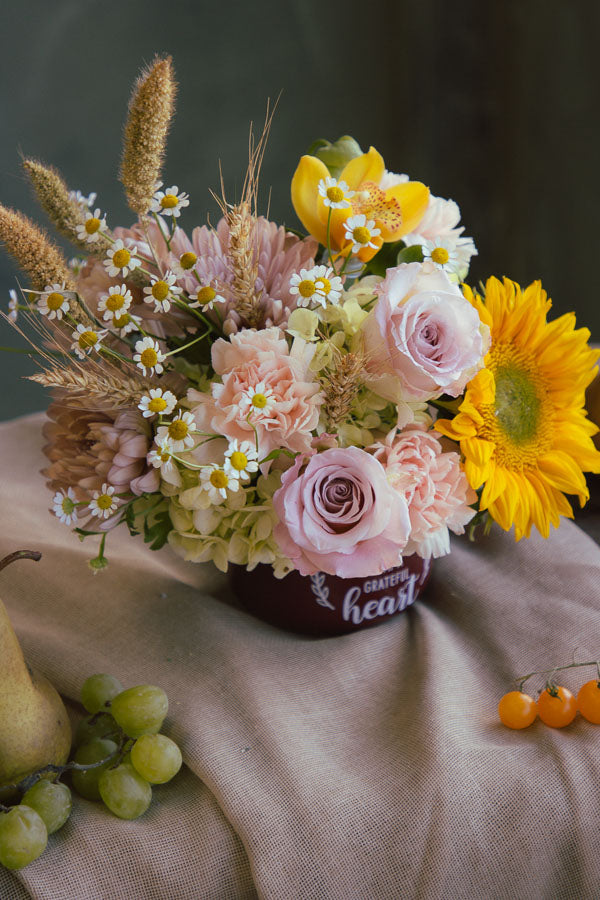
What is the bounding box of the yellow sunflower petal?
[537,451,589,501]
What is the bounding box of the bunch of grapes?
[0,674,182,871]
[498,659,600,729]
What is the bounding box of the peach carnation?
[369,426,477,558]
[188,327,323,460]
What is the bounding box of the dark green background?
[1,0,598,420]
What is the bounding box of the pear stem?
[0,550,42,573]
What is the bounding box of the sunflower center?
[494,364,541,445]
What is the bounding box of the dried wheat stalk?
[322,352,365,427]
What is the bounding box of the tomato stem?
[516,659,600,692]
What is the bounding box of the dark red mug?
[228,555,432,636]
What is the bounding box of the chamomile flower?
[239,382,276,418]
[171,251,198,278]
[148,439,178,477]
[155,411,196,452]
[104,239,141,278]
[37,283,71,320]
[69,190,97,209]
[318,176,355,209]
[52,487,78,526]
[343,215,381,254]
[98,284,133,321]
[71,324,107,359]
[224,439,259,481]
[421,237,459,273]
[68,257,87,276]
[143,271,182,313]
[133,337,166,376]
[138,388,177,419]
[75,208,107,244]
[189,285,226,310]
[112,312,142,336]
[88,483,118,519]
[313,265,343,305]
[289,268,324,307]
[150,184,190,218]
[8,289,18,322]
[200,465,240,504]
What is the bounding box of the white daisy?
[37,283,71,320]
[69,190,97,209]
[142,271,182,313]
[103,239,142,278]
[188,285,226,310]
[312,265,343,306]
[421,237,460,273]
[318,176,355,209]
[133,337,166,376]
[98,284,133,321]
[200,465,240,504]
[155,411,196,453]
[68,256,87,276]
[343,214,381,254]
[52,487,79,526]
[224,439,259,481]
[111,311,142,336]
[171,251,198,278]
[148,439,178,478]
[88,483,118,519]
[71,324,107,359]
[150,185,190,218]
[75,208,107,244]
[238,382,276,418]
[8,289,18,322]
[289,268,324,307]
[138,388,177,419]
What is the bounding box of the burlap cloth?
[1,412,599,900]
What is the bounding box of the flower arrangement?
[2,55,599,578]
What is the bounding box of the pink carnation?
[273,447,411,577]
[188,327,322,459]
[370,426,477,558]
[362,262,488,401]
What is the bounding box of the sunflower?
[435,276,600,540]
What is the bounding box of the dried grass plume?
[120,55,177,216]
[22,158,87,247]
[0,205,74,290]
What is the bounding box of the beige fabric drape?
[1,413,599,899]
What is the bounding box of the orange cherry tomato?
[498,691,538,729]
[576,680,600,724]
[537,685,577,728]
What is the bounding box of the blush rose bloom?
[273,446,411,577]
[362,262,489,401]
[369,426,477,558]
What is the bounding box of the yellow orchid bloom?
[291,146,430,262]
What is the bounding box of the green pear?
[0,551,71,801]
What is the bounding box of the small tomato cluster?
[498,660,600,730]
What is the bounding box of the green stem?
[163,329,211,357]
[516,660,600,692]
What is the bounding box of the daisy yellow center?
[106,293,125,311]
[326,185,344,203]
[180,252,197,269]
[431,247,449,265]
[251,393,268,409]
[196,286,216,304]
[210,469,228,489]
[148,396,167,413]
[317,277,331,294]
[114,314,131,328]
[298,279,316,298]
[97,494,113,510]
[85,217,101,234]
[168,419,189,441]
[140,348,158,367]
[353,226,371,244]
[230,451,248,471]
[160,450,171,462]
[152,281,170,301]
[112,248,131,268]
[160,194,178,209]
[46,292,64,311]
[61,497,75,514]
[78,330,98,349]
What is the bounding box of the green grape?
[21,781,72,835]
[74,712,118,748]
[71,738,118,801]
[0,805,47,870]
[110,685,168,738]
[130,734,183,784]
[81,674,124,714]
[98,763,152,820]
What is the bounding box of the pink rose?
[369,426,477,558]
[273,446,411,577]
[362,262,488,400]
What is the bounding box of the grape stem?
[516,659,600,692]
[2,751,122,797]
[0,550,41,573]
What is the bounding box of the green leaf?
[363,240,406,277]
[306,135,363,179]
[396,244,424,265]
